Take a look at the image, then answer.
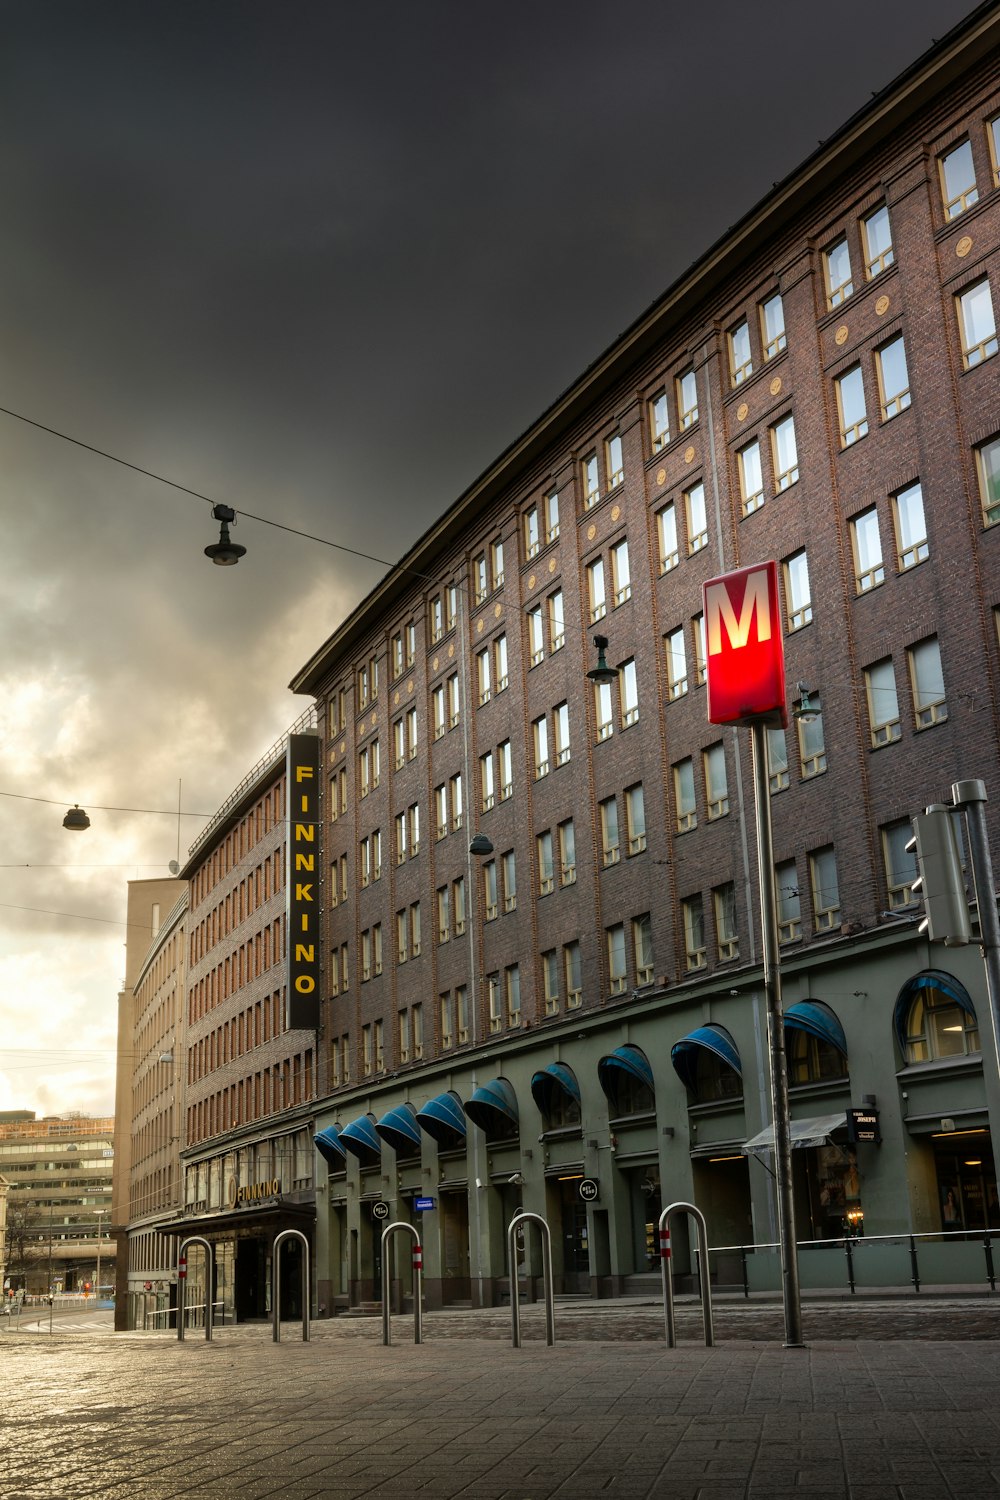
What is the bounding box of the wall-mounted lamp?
[204,504,246,566]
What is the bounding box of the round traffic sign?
[579,1178,599,1202]
[372,1200,390,1220]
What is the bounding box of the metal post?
[380,1222,422,1346]
[984,1232,996,1293]
[952,781,1000,1201]
[176,1236,214,1342]
[272,1229,310,1342]
[659,1202,714,1348]
[507,1212,554,1348]
[741,1244,749,1300]
[94,1209,105,1308]
[844,1236,855,1295]
[909,1234,921,1294]
[750,721,803,1347]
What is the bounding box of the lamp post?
[94,1208,106,1306]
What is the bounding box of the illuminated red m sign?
[703,561,787,727]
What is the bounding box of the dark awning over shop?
[375,1103,422,1153]
[742,1112,847,1155]
[416,1092,467,1146]
[156,1200,315,1237]
[530,1062,580,1116]
[893,970,976,1052]
[598,1044,654,1097]
[784,1001,847,1055]
[463,1077,518,1134]
[314,1125,346,1167]
[340,1113,382,1162]
[670,1024,741,1092]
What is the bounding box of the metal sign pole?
[750,721,803,1348]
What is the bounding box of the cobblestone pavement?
[5,1300,1000,1498]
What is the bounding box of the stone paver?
[4,1301,1000,1497]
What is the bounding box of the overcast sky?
[0,0,980,1119]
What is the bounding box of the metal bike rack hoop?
[658,1201,714,1349]
[507,1210,555,1348]
[272,1228,311,1343]
[177,1236,215,1343]
[380,1221,423,1346]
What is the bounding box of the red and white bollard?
[659,1227,671,1261]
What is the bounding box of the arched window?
[670,1023,742,1102]
[895,972,979,1063]
[530,1063,582,1129]
[597,1045,655,1117]
[784,1000,848,1085]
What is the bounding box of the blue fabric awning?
[530,1062,580,1116]
[314,1125,346,1167]
[375,1103,422,1153]
[597,1044,654,1098]
[784,1001,847,1055]
[339,1113,382,1162]
[463,1077,518,1134]
[670,1024,741,1092]
[893,970,976,1052]
[416,1092,467,1147]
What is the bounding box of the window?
[909,636,947,727]
[449,773,463,831]
[665,627,688,700]
[760,293,786,359]
[957,278,997,368]
[703,743,729,819]
[714,883,738,961]
[440,991,454,1049]
[373,923,383,976]
[477,647,491,704]
[861,203,894,278]
[824,236,853,308]
[488,972,502,1033]
[480,750,495,811]
[611,539,631,606]
[865,658,901,746]
[767,727,789,792]
[587,558,607,622]
[851,506,884,593]
[506,965,521,1026]
[542,950,560,1015]
[625,784,646,854]
[527,606,544,667]
[456,984,469,1044]
[836,365,868,446]
[371,829,381,880]
[361,928,372,982]
[657,502,679,573]
[445,586,458,633]
[537,830,554,894]
[783,549,812,631]
[692,612,707,686]
[582,451,600,508]
[559,819,576,885]
[682,895,706,971]
[976,435,1000,528]
[797,704,827,778]
[991,114,1000,187]
[407,802,420,856]
[412,1003,423,1060]
[491,538,505,590]
[406,707,418,761]
[606,433,623,489]
[391,631,404,679]
[729,318,752,386]
[892,481,928,570]
[876,334,911,420]
[775,859,801,943]
[359,835,372,888]
[600,796,620,866]
[435,784,448,841]
[564,941,582,1008]
[498,740,513,801]
[686,481,708,552]
[494,633,508,691]
[339,942,349,993]
[882,820,918,908]
[329,686,347,736]
[548,590,565,652]
[554,701,571,765]
[677,368,698,428]
[607,924,627,994]
[432,684,446,741]
[394,811,407,866]
[771,415,799,490]
[903,980,979,1064]
[473,552,488,604]
[502,850,517,912]
[406,621,416,667]
[362,1023,372,1076]
[359,744,372,799]
[447,672,460,728]
[594,679,614,740]
[436,886,450,944]
[545,489,560,543]
[809,847,840,932]
[619,659,639,727]
[483,860,498,921]
[532,715,549,778]
[524,504,540,559]
[940,139,978,219]
[650,388,670,451]
[738,440,764,516]
[673,759,696,833]
[429,594,444,643]
[452,875,466,935]
[633,914,653,986]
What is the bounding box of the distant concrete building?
[0,1114,114,1294]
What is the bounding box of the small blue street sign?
[414,1197,435,1211]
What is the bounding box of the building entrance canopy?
[742,1113,847,1155]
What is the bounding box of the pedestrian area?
[5,1301,1000,1499]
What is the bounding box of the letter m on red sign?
[703,561,787,728]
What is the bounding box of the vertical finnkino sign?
[286,732,321,1029]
